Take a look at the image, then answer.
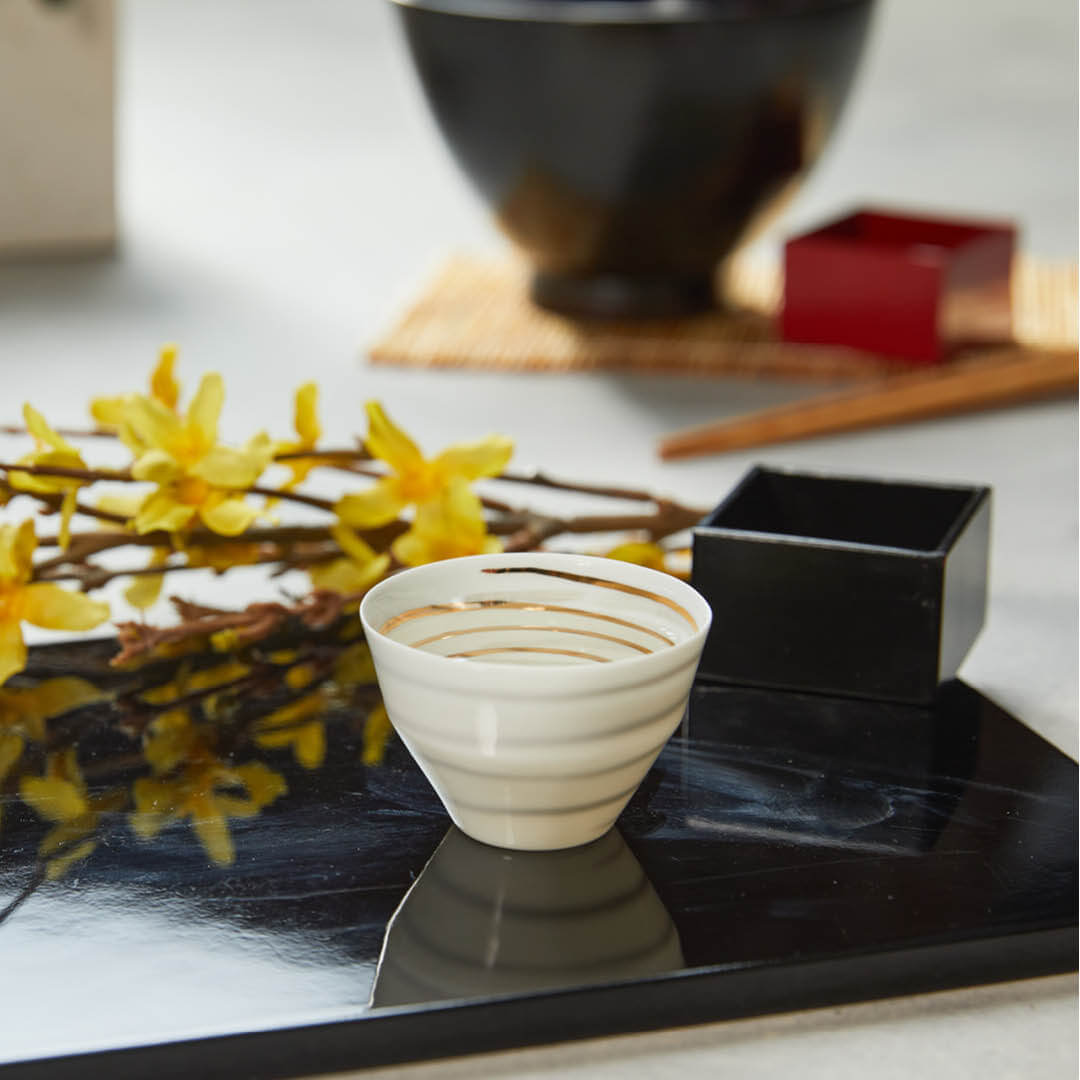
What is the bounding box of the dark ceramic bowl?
[390,0,876,317]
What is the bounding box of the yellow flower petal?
[97,491,148,520]
[0,617,28,688]
[442,475,487,525]
[294,383,321,446]
[8,677,104,737]
[125,549,170,610]
[191,445,264,489]
[20,776,89,823]
[151,345,181,411]
[144,722,196,775]
[58,489,79,551]
[187,373,224,448]
[132,776,179,817]
[364,401,423,472]
[232,761,288,808]
[40,817,95,858]
[605,542,668,572]
[199,496,258,537]
[0,732,24,783]
[391,480,500,567]
[22,583,110,632]
[129,809,170,840]
[126,394,182,451]
[294,723,326,769]
[308,553,390,596]
[89,394,130,429]
[330,523,376,565]
[134,490,197,534]
[131,447,182,485]
[335,480,407,529]
[256,691,326,731]
[193,812,234,866]
[45,838,98,881]
[362,703,393,766]
[435,434,514,481]
[23,403,75,454]
[0,518,37,584]
[333,642,376,687]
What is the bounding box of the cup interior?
[361,554,710,670]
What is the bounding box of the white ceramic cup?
[360,552,712,851]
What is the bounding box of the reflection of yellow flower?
[309,524,390,598]
[120,373,273,537]
[20,747,125,880]
[0,520,110,686]
[362,702,392,766]
[392,478,502,567]
[0,676,102,744]
[0,677,103,831]
[254,691,327,769]
[130,756,286,867]
[8,405,89,548]
[276,382,322,490]
[333,641,376,688]
[336,401,512,528]
[122,539,264,613]
[139,659,253,770]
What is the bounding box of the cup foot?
[531,270,715,320]
[448,803,623,852]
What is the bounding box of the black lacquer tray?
[1,642,1076,1079]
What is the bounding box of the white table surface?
[2,1,1076,1077]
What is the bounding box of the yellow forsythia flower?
[392,478,502,567]
[0,520,110,686]
[8,405,90,548]
[336,401,513,528]
[121,372,273,536]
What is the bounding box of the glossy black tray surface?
[1,646,1076,1079]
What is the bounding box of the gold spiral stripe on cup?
[482,566,698,629]
[408,624,654,655]
[379,600,675,645]
[447,646,611,663]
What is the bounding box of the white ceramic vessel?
[360,552,712,850]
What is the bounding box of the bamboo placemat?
[369,255,1078,379]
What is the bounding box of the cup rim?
[387,0,868,26]
[359,552,712,695]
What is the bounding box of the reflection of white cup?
[360,553,712,851]
[370,827,683,1008]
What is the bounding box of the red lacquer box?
[781,210,1016,364]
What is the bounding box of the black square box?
[692,466,991,703]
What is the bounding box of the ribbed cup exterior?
[361,553,712,850]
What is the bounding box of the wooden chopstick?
[658,348,1078,461]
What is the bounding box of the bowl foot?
[531,270,715,320]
